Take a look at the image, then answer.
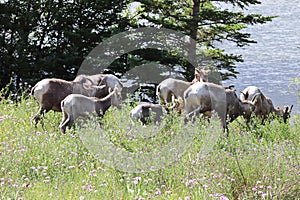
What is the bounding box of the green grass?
[0,90,299,200]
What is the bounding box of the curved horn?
[250,93,261,102]
[289,105,294,113]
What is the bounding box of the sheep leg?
[32,107,47,125]
[59,113,73,134]
[184,107,202,123]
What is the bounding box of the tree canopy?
[0,0,273,91]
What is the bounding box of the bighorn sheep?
[240,86,293,123]
[130,104,167,125]
[156,68,208,110]
[183,82,255,130]
[74,74,123,92]
[240,86,261,102]
[59,87,122,134]
[31,78,108,124]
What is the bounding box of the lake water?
[220,0,300,113]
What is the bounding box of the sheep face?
[276,105,293,123]
[192,68,209,83]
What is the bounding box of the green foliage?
[127,0,274,80]
[0,91,299,199]
[1,0,276,92]
[0,0,129,90]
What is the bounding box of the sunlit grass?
[0,90,299,199]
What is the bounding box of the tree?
[125,0,274,81]
[0,0,129,90]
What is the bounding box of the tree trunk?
[187,0,200,80]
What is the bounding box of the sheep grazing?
[225,88,255,123]
[59,87,122,134]
[156,68,208,110]
[74,74,123,92]
[240,86,261,102]
[31,78,108,124]
[241,86,293,123]
[183,82,255,131]
[130,103,170,125]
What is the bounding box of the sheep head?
[278,105,293,123]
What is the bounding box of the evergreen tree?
[0,0,129,90]
[125,0,274,81]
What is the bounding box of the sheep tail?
[30,85,37,96]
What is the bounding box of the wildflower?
[155,188,161,195]
[267,186,272,190]
[185,196,192,200]
[68,166,75,169]
[252,187,257,191]
[165,190,172,195]
[220,196,229,200]
[43,180,50,183]
[203,184,208,190]
[258,191,263,195]
[36,132,42,136]
[256,181,261,185]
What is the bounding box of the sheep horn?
[289,105,293,113]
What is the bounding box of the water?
[220,0,300,113]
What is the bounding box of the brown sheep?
[31,78,108,124]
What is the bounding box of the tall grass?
[0,89,299,200]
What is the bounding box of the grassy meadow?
[0,87,299,200]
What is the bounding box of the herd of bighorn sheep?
[31,69,293,133]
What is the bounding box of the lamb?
[31,78,108,124]
[130,104,168,125]
[183,82,255,130]
[241,86,293,123]
[59,87,122,134]
[156,68,208,111]
[74,74,123,92]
